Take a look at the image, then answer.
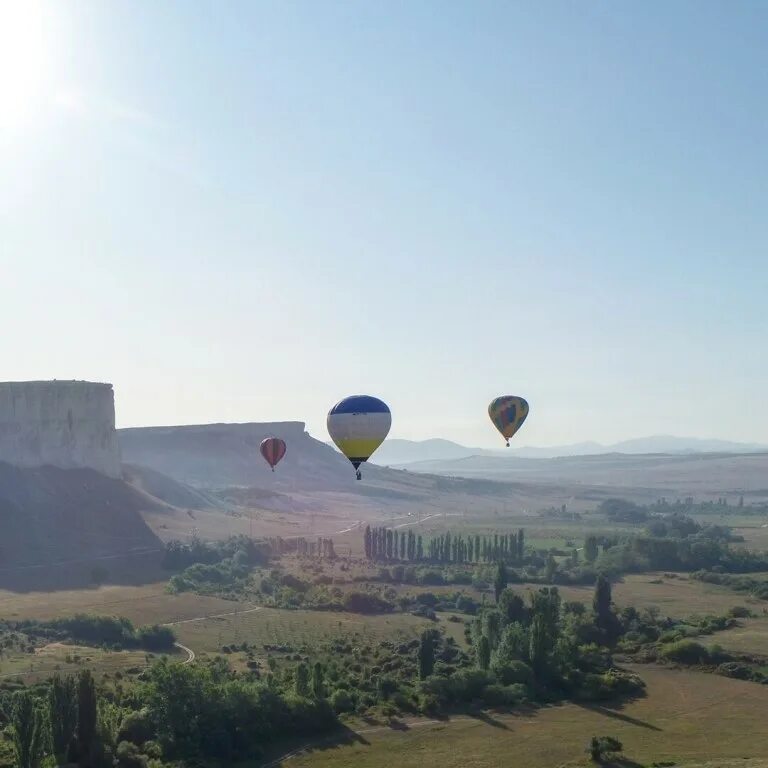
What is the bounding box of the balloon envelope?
[260,437,287,471]
[488,396,529,446]
[327,395,391,479]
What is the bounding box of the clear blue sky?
[2,1,767,447]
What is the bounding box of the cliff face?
[0,381,122,478]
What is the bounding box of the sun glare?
[0,0,47,133]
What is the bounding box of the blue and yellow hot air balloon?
[327,395,392,480]
[488,395,529,446]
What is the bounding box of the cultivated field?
[275,665,768,768]
[172,606,437,655]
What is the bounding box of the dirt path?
[162,605,263,626]
[174,641,195,664]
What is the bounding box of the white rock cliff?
[0,381,122,478]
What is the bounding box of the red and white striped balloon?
[260,437,286,471]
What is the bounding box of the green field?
[274,665,768,768]
[173,606,438,655]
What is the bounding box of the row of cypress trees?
[364,526,525,564]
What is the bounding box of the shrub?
[588,735,623,762]
[342,592,393,614]
[492,660,534,688]
[330,689,355,714]
[117,709,155,746]
[455,595,478,615]
[660,640,710,665]
[416,592,439,607]
[47,614,135,647]
[135,625,176,652]
[481,684,521,707]
[281,574,311,592]
[717,662,754,680]
[116,741,148,768]
[418,570,445,586]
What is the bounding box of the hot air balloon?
[260,437,286,471]
[488,396,529,446]
[327,395,391,480]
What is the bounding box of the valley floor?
[263,665,768,768]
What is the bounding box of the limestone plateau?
[0,380,122,478]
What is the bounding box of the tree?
[295,662,310,697]
[418,630,437,679]
[528,614,549,678]
[311,662,325,699]
[588,735,623,762]
[483,610,502,651]
[494,561,508,603]
[499,589,526,625]
[364,526,372,559]
[584,535,599,563]
[494,623,529,666]
[49,673,78,765]
[517,528,525,560]
[9,690,43,768]
[97,699,122,753]
[529,587,561,643]
[476,636,491,671]
[593,574,619,642]
[545,554,558,583]
[77,669,98,767]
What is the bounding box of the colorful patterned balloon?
[327,395,392,480]
[488,396,529,446]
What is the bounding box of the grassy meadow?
[273,665,768,768]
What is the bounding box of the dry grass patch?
[0,642,165,684]
[0,583,248,625]
[700,616,768,656]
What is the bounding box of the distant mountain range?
[370,435,768,466]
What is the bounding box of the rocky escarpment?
[0,381,121,478]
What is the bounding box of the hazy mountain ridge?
[371,435,768,465]
[392,450,768,499]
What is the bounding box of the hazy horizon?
[3,1,768,448]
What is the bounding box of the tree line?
[364,526,525,564]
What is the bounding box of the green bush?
[117,709,155,746]
[116,741,148,768]
[342,592,393,614]
[135,625,176,652]
[330,689,355,714]
[481,684,520,707]
[660,640,710,665]
[492,660,534,688]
